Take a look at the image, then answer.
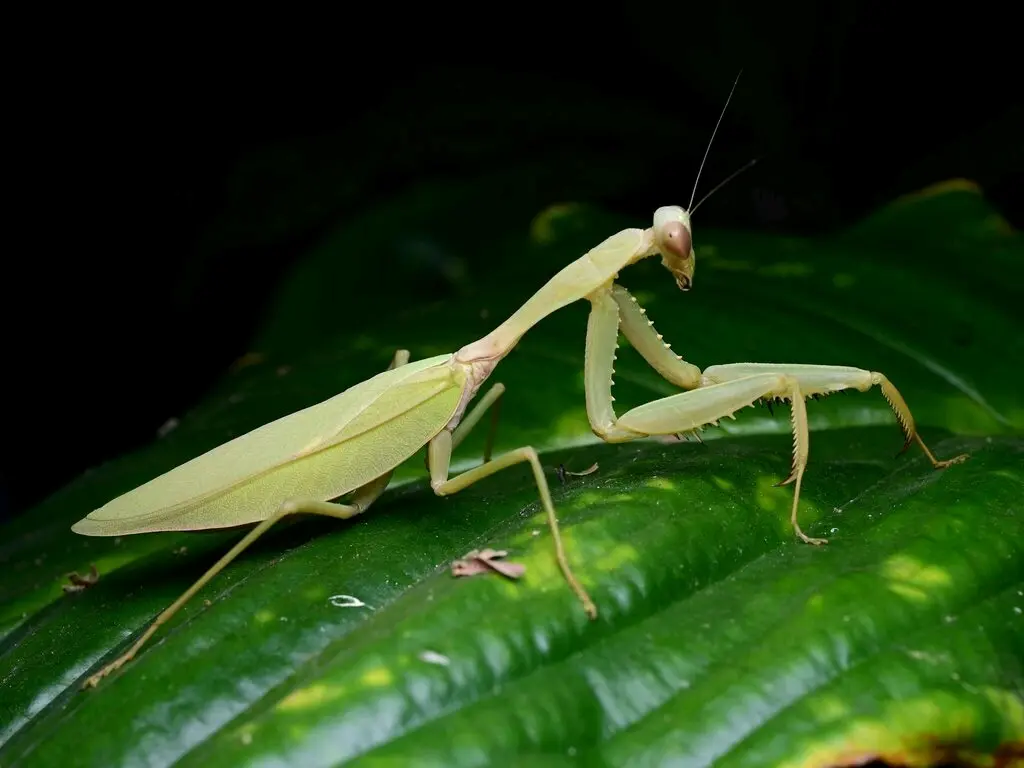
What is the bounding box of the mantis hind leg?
[83,489,385,689]
[82,349,413,689]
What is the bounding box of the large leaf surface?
[1,181,1022,766]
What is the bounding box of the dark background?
[4,5,1019,521]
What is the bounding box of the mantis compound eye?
[653,206,693,259]
[659,221,692,261]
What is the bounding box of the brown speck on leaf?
[451,549,525,580]
[203,599,212,607]
[63,564,99,594]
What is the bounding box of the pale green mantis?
[71,79,968,690]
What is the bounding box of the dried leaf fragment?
[451,548,526,580]
[63,564,99,594]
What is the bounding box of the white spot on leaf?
[328,594,371,609]
[418,650,451,666]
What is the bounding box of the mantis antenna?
[688,69,743,211]
[690,157,760,216]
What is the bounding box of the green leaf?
[2,181,1021,767]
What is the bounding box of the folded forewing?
[76,354,458,530]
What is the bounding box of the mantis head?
[650,70,751,295]
[653,205,695,291]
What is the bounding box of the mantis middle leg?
[584,285,969,545]
[428,383,596,618]
[83,348,413,688]
[421,379,505,474]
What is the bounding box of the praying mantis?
[71,78,968,690]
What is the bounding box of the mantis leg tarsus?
[790,467,826,546]
[913,432,969,469]
[871,372,970,468]
[429,429,597,620]
[780,384,826,545]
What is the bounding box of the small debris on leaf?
[556,462,599,484]
[418,650,451,666]
[451,548,525,580]
[63,564,99,594]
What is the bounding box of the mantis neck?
[456,227,656,364]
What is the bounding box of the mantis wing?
[73,353,464,535]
